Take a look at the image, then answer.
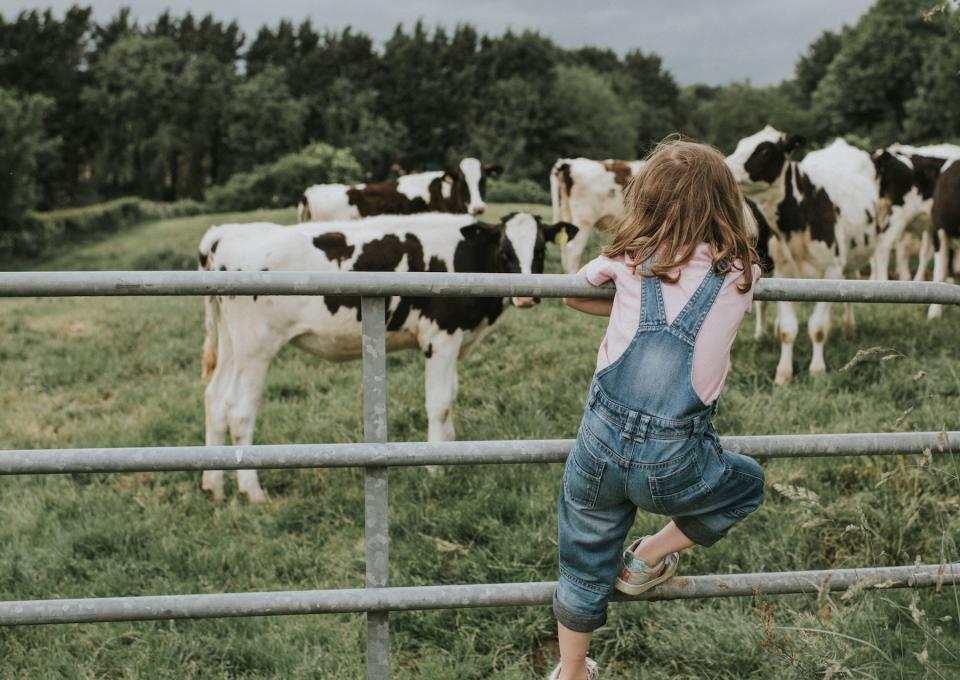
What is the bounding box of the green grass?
[1,204,958,678]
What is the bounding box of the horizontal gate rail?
[1,564,954,626]
[2,271,960,305]
[1,431,957,475]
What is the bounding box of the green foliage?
[315,78,408,177]
[546,64,636,160]
[0,197,205,261]
[0,87,57,222]
[811,0,947,145]
[904,13,960,141]
[485,178,551,204]
[206,143,361,212]
[223,66,307,176]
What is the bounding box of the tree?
[223,66,306,175]
[811,0,946,145]
[82,35,188,199]
[545,64,636,160]
[0,88,57,223]
[794,30,843,105]
[904,9,960,141]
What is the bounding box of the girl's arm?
[564,295,613,316]
[563,265,614,316]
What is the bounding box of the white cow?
[549,158,645,273]
[727,126,880,384]
[197,212,576,502]
[298,158,501,222]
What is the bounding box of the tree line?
[1,0,958,223]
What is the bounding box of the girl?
[549,140,765,680]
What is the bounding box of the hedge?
[0,197,205,262]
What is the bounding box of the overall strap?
[669,263,727,344]
[638,259,667,327]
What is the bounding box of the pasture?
[1,204,959,679]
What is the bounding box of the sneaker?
[614,536,679,595]
[547,657,599,680]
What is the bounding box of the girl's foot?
[615,536,679,595]
[547,657,599,680]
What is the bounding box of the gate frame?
[1,272,959,679]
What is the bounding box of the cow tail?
[202,293,219,383]
[556,164,573,223]
[550,164,562,223]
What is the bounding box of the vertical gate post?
[361,296,389,680]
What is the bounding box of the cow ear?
[784,134,806,153]
[484,164,503,177]
[542,221,579,243]
[460,222,499,242]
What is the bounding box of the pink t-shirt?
[583,243,757,405]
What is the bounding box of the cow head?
[457,212,577,307]
[725,126,805,185]
[444,158,503,215]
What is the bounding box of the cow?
[871,143,960,289]
[726,126,880,384]
[298,158,502,222]
[927,158,960,319]
[197,212,577,502]
[549,158,645,273]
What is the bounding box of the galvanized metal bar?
[0,563,954,626]
[1,432,956,475]
[1,271,959,306]
[361,296,389,680]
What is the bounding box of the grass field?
[1,205,958,678]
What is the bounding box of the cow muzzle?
[511,296,537,308]
[469,203,486,215]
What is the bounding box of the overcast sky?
[4,1,877,85]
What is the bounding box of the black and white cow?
[298,158,502,222]
[549,158,645,273]
[871,144,960,290]
[726,126,880,384]
[197,212,577,502]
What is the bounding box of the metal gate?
[1,271,958,679]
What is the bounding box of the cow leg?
[202,358,232,502]
[225,356,275,503]
[753,301,765,339]
[870,244,890,281]
[774,301,798,385]
[424,333,463,443]
[928,229,949,320]
[842,302,856,338]
[895,235,912,281]
[914,230,932,282]
[808,301,832,376]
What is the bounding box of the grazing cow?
[198,212,577,502]
[871,144,960,285]
[549,158,645,273]
[298,158,502,222]
[726,126,880,384]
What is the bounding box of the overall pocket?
[563,428,607,509]
[647,444,712,515]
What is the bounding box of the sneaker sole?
[614,557,678,596]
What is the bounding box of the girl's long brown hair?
[603,138,759,293]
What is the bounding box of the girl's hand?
[564,266,613,316]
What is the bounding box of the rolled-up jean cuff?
[674,515,725,547]
[553,589,607,633]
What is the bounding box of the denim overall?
[554,261,765,633]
